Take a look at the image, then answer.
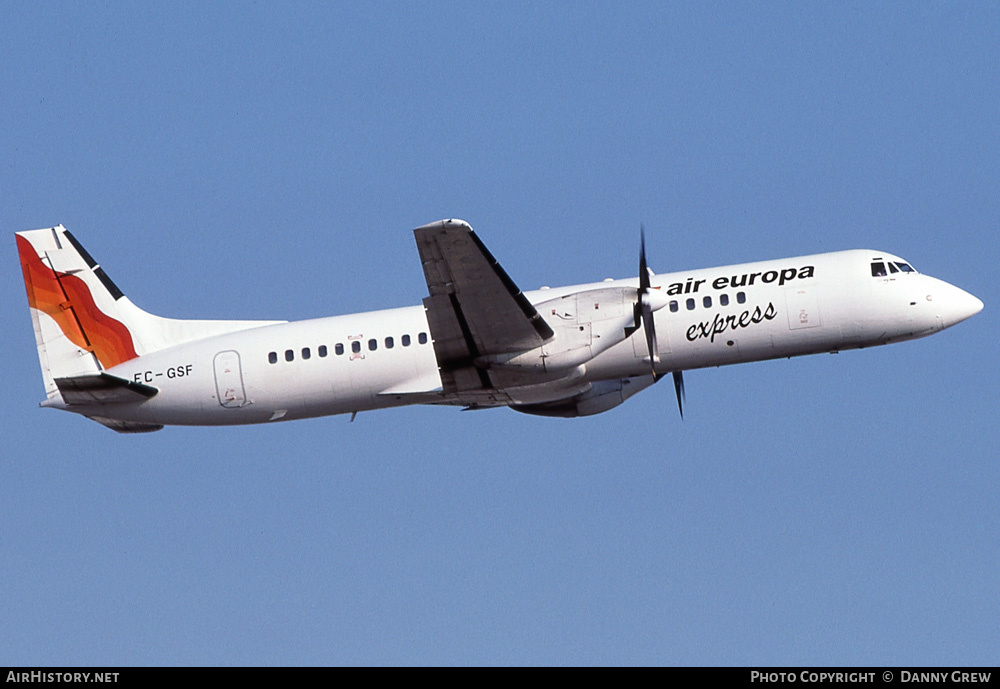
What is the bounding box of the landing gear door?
[214,350,247,408]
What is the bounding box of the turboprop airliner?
[16,219,982,432]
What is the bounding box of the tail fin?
[17,225,283,401]
[17,226,136,398]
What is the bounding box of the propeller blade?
[672,370,686,419]
[637,225,659,374]
[642,295,658,369]
[639,224,650,292]
[630,226,686,417]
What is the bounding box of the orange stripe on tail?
[17,234,138,368]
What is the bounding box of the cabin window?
[737,292,746,304]
[703,296,712,308]
[285,349,294,362]
[871,262,887,277]
[268,352,277,364]
[418,332,428,344]
[301,347,311,360]
[318,345,328,358]
[385,336,394,349]
[368,339,377,351]
[669,300,678,313]
[351,341,361,354]
[402,334,411,347]
[720,294,729,307]
[335,343,344,356]
[686,298,695,311]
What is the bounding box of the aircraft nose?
[932,282,983,328]
[962,291,985,318]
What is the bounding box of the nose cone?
[963,291,985,318]
[935,282,984,328]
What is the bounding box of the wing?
[415,219,554,393]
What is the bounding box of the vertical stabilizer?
[16,225,284,401]
[17,227,135,398]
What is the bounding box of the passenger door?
[213,350,247,408]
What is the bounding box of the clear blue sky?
[2,2,997,666]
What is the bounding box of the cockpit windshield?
[871,258,916,277]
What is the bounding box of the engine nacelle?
[477,287,638,374]
[511,375,657,417]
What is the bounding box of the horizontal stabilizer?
[54,372,158,406]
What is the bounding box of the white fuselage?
[44,249,981,426]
